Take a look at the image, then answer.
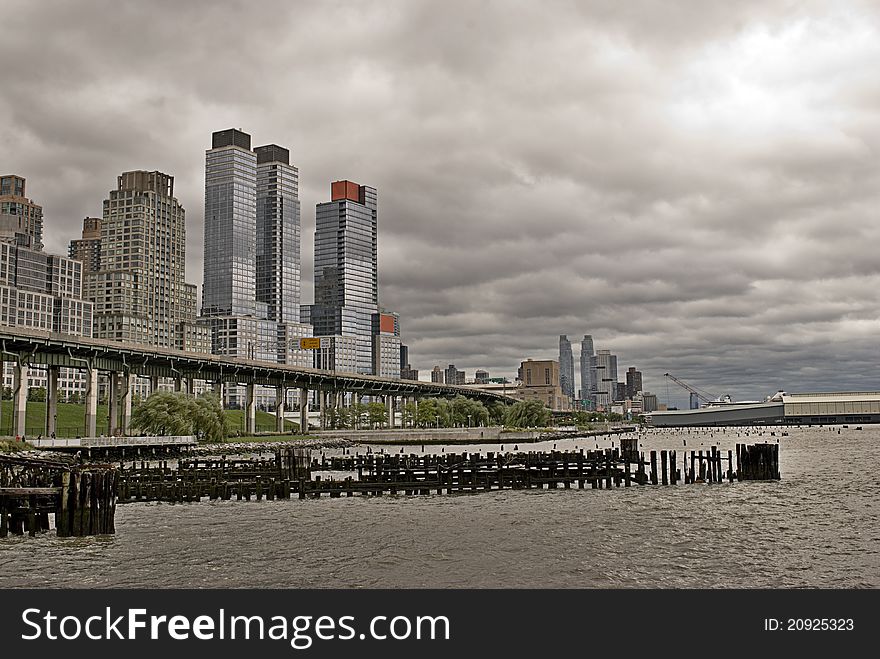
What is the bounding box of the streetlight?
[435,414,439,428]
[467,414,472,428]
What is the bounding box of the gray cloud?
[2,0,879,408]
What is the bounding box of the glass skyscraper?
[580,334,595,404]
[558,334,575,399]
[255,144,300,325]
[303,180,378,375]
[200,129,312,387]
[202,129,257,318]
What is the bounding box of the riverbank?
[311,425,638,445]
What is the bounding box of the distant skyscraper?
[0,175,43,249]
[304,180,378,374]
[592,349,618,407]
[474,369,490,384]
[86,170,207,351]
[255,144,300,324]
[444,364,464,385]
[689,392,701,409]
[558,335,575,399]
[200,129,312,369]
[431,366,444,383]
[579,334,595,402]
[372,311,401,378]
[625,366,643,399]
[68,218,101,274]
[202,128,257,318]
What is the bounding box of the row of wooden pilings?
[113,443,780,504]
[0,455,118,538]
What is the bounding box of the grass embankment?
[0,401,297,438]
[0,437,34,452]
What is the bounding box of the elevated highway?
[0,327,515,438]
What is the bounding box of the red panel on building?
[331,180,361,202]
[379,314,395,334]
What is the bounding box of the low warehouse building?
[646,391,880,427]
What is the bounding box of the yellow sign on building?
[299,338,322,350]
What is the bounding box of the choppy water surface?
[2,426,878,588]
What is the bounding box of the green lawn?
[0,401,298,438]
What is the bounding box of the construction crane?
[663,373,720,406]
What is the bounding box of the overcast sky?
[2,0,878,407]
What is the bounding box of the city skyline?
[2,1,879,404]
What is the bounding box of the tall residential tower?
[558,335,575,400]
[579,334,595,404]
[200,129,312,368]
[85,170,207,351]
[302,180,378,374]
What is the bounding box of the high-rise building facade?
[431,366,444,383]
[474,369,490,384]
[372,311,402,378]
[515,358,570,410]
[303,180,378,374]
[200,129,312,373]
[2,177,92,400]
[579,334,595,403]
[85,170,208,351]
[625,366,643,399]
[0,175,43,249]
[591,349,618,407]
[255,144,300,324]
[68,217,102,274]
[558,334,575,399]
[202,128,258,318]
[444,364,464,385]
[400,364,419,381]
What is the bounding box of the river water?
[2,426,878,588]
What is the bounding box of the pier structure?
[114,442,780,504]
[0,327,513,438]
[0,455,117,537]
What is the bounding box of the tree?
[130,391,229,441]
[131,391,191,436]
[450,395,489,427]
[188,393,229,442]
[487,401,507,425]
[403,402,418,428]
[28,386,47,402]
[1,386,10,401]
[366,401,388,429]
[504,400,551,428]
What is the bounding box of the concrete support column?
[174,377,182,392]
[150,375,160,395]
[85,368,98,437]
[186,378,194,396]
[213,380,224,406]
[120,373,132,435]
[387,395,395,429]
[275,386,286,433]
[108,372,119,434]
[12,362,28,438]
[319,390,327,430]
[46,365,59,438]
[245,382,256,435]
[299,387,308,434]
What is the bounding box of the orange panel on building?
[331,180,361,202]
[379,314,395,334]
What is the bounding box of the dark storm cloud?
[1,0,878,405]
